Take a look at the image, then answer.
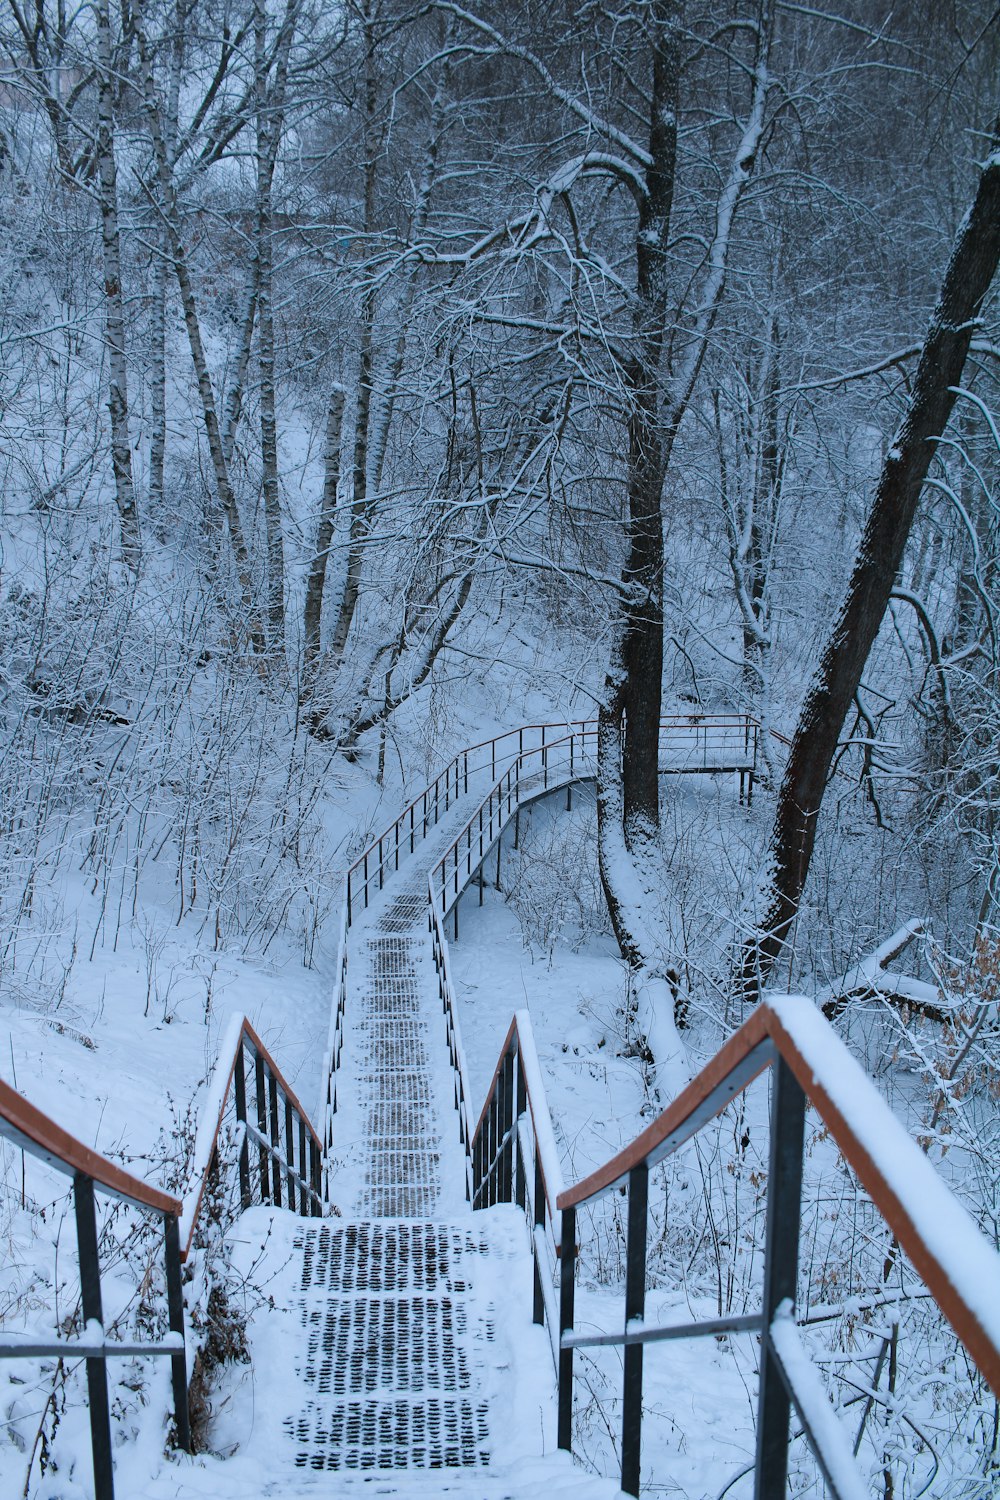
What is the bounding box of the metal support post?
[622,1163,648,1497]
[558,1206,577,1451]
[532,1152,546,1325]
[164,1212,192,1453]
[254,1051,269,1199]
[74,1173,115,1500]
[268,1072,282,1207]
[754,1059,806,1500]
[234,1044,251,1209]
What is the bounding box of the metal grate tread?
[291,1223,499,1471]
[288,1396,490,1470]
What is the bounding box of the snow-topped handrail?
[179,1014,326,1261]
[557,994,1000,1398]
[0,1077,193,1480]
[0,1076,182,1214]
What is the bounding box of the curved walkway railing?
[345,714,764,927]
[325,713,768,1190]
[475,995,1000,1499]
[0,1081,191,1500]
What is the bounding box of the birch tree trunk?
[739,116,1000,1000]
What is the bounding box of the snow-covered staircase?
[176,787,621,1498]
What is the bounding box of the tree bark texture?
[97,0,141,572]
[741,118,1000,998]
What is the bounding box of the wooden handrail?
[180,1014,324,1259]
[0,1078,181,1215]
[557,996,1000,1399]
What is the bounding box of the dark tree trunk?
[740,117,1000,999]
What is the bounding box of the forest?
[0,0,998,1495]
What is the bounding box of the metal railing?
[181,1015,326,1260]
[320,907,349,1203]
[470,1010,565,1372]
[428,892,475,1200]
[344,714,766,927]
[536,996,1000,1498]
[429,727,598,927]
[0,1081,191,1500]
[0,1018,327,1498]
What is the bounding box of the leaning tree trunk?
[739,115,1000,1000]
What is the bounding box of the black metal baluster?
[558,1206,577,1452]
[74,1173,115,1500]
[164,1212,192,1453]
[515,1055,527,1212]
[622,1163,648,1497]
[234,1043,251,1210]
[284,1095,296,1206]
[500,1049,515,1202]
[310,1138,322,1214]
[298,1117,308,1214]
[254,1049,269,1200]
[532,1151,546,1325]
[268,1071,282,1207]
[754,1059,806,1499]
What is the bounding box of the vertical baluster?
[621,1163,648,1497]
[284,1095,296,1207]
[254,1049,269,1200]
[74,1173,115,1500]
[532,1150,546,1325]
[164,1212,192,1453]
[558,1206,576,1452]
[515,1052,527,1211]
[268,1070,282,1207]
[234,1042,251,1210]
[298,1117,308,1214]
[310,1137,322,1214]
[500,1048,515,1202]
[754,1060,806,1500]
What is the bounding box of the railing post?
[74,1172,115,1500]
[410,802,415,853]
[347,872,353,927]
[234,1042,251,1210]
[558,1206,576,1452]
[164,1212,192,1453]
[500,1048,514,1202]
[268,1072,283,1207]
[622,1163,648,1497]
[464,749,469,795]
[284,1095,296,1206]
[254,1049,269,1200]
[532,1152,546,1326]
[515,1056,527,1212]
[298,1117,308,1214]
[310,1138,322,1214]
[754,1058,806,1500]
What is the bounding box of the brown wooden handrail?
[557,996,1000,1399]
[0,1077,181,1215]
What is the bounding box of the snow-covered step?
[199,1206,597,1487]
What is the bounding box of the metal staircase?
[3,715,999,1500]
